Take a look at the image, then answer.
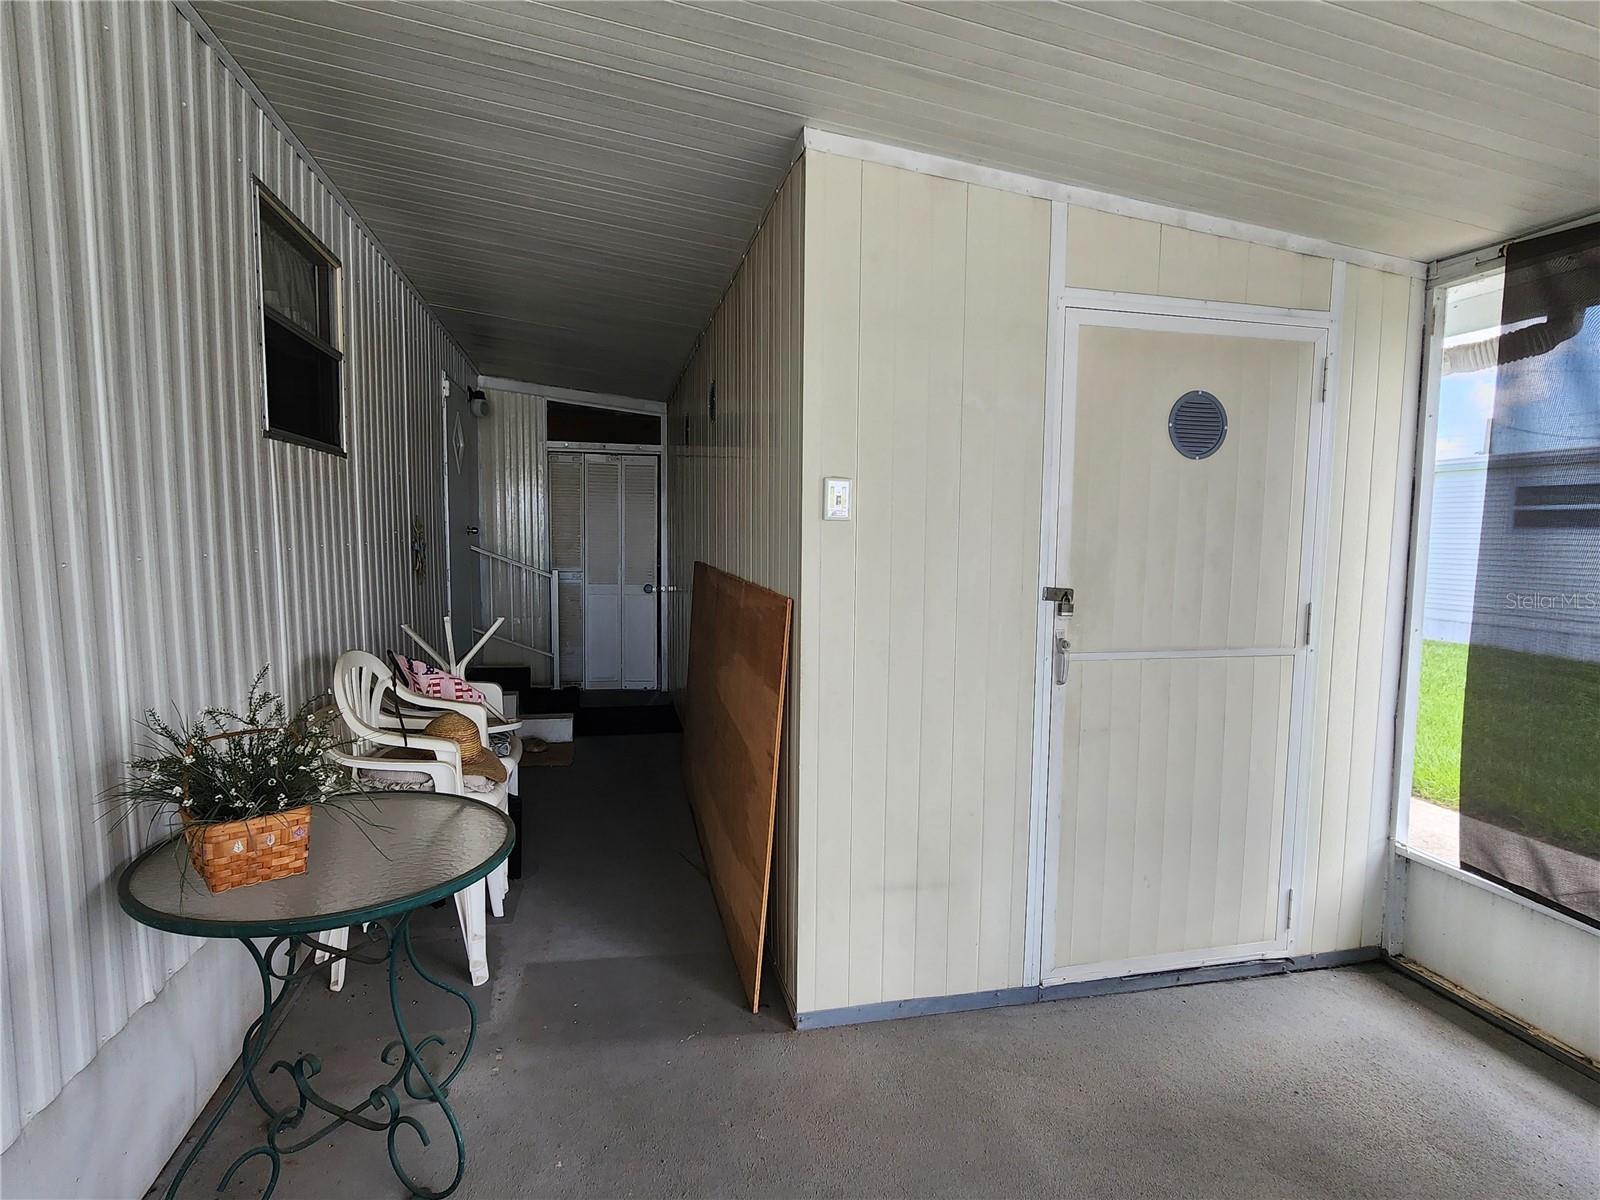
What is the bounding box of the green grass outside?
[1413,640,1468,808]
[1412,638,1600,856]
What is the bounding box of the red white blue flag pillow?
[390,653,486,704]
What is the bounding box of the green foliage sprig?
[105,666,347,833]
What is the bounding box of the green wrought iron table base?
[164,913,477,1200]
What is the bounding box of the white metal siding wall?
[665,162,803,1007]
[796,153,1052,1013]
[0,0,469,1151]
[475,388,551,680]
[1422,458,1487,643]
[1469,456,1600,663]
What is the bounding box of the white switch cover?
[824,477,853,521]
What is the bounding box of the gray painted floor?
[152,733,1599,1200]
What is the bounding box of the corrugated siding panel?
[0,0,470,1150]
[1467,456,1600,662]
[476,388,552,680]
[1302,265,1421,955]
[665,162,803,1009]
[796,153,1051,1012]
[1422,460,1486,642]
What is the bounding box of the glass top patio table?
[118,792,513,1199]
[119,792,514,939]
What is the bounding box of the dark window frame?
[255,183,347,456]
[1511,482,1600,529]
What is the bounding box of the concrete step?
[520,712,575,744]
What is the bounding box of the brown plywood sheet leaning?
[683,561,793,1013]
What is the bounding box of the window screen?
[1401,222,1599,930]
[259,193,343,452]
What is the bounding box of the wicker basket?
[181,804,312,893]
[178,725,313,892]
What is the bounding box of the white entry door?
[1041,310,1327,984]
[578,452,659,690]
[620,455,660,689]
[582,455,623,688]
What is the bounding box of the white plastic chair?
[383,655,523,801]
[318,650,514,989]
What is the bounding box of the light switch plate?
[823,477,852,521]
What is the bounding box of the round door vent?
[1168,390,1228,460]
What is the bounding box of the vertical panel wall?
[796,153,1052,1014]
[0,1,470,1186]
[665,162,804,1008]
[789,184,1417,1018]
[476,388,551,680]
[1064,207,1335,309]
[1058,214,1418,960]
[1300,265,1420,953]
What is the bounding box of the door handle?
[643,583,655,594]
[1053,635,1071,686]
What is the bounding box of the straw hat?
[422,712,507,785]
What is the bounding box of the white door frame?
[547,444,666,691]
[619,453,662,690]
[1023,259,1344,988]
[582,453,624,690]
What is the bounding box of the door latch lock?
[1042,586,1074,617]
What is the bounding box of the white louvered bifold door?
[548,453,585,678]
[582,455,623,687]
[620,455,660,689]
[1043,312,1324,985]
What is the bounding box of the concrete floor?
[1408,796,1460,864]
[152,733,1600,1199]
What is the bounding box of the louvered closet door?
[620,455,659,689]
[1043,311,1326,984]
[582,455,622,688]
[548,453,585,680]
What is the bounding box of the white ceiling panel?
[196,0,1600,398]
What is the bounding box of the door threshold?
[1039,947,1377,1002]
[793,948,1379,1030]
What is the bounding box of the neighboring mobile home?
[4,2,1596,1197]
